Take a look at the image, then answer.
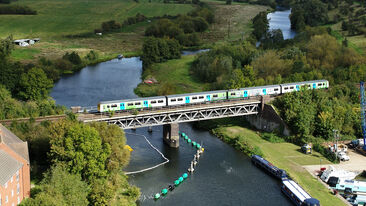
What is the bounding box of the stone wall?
[245,104,291,136]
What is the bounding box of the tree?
[252,11,269,40]
[0,35,13,60]
[48,120,111,181]
[20,165,89,206]
[17,68,53,101]
[89,122,130,171]
[306,34,340,70]
[226,0,232,5]
[251,50,291,78]
[291,0,329,27]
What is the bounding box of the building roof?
[0,150,23,186]
[0,124,29,163]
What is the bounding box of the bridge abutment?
[163,123,179,148]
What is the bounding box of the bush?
[313,143,337,162]
[62,51,82,65]
[101,20,121,32]
[0,5,37,15]
[261,133,285,143]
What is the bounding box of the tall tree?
[48,120,111,181]
[17,68,53,101]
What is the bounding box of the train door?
[263,89,267,95]
[296,85,300,91]
[206,95,211,101]
[185,96,190,103]
[143,100,148,108]
[244,91,248,98]
[313,83,316,89]
[120,103,125,110]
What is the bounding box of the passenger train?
[97,80,329,112]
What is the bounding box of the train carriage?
[281,179,320,206]
[228,89,244,99]
[281,80,329,93]
[241,85,281,97]
[166,91,227,106]
[98,96,166,112]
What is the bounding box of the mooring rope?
[124,132,169,175]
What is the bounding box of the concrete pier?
[163,123,179,148]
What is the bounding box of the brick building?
[0,124,30,206]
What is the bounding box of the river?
[50,9,294,206]
[267,9,296,40]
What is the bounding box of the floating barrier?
[154,131,204,201]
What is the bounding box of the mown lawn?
[214,125,346,206]
[0,0,194,39]
[135,55,210,97]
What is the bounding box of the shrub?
[0,5,37,15]
[101,20,121,32]
[62,52,82,65]
[261,133,285,143]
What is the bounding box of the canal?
[50,9,295,206]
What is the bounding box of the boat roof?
[166,90,227,98]
[280,80,328,86]
[283,179,311,202]
[100,96,166,104]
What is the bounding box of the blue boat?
[251,155,287,180]
[281,179,320,206]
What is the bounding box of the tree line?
[8,118,139,206]
[141,7,214,69]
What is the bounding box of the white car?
[337,152,350,161]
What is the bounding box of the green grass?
[10,47,40,60]
[135,55,210,97]
[214,125,346,206]
[0,0,194,39]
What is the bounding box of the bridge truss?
[82,101,260,129]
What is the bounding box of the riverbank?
[195,117,346,206]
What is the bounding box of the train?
[97,79,329,112]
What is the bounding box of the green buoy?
[197,144,201,149]
[174,180,180,186]
[155,193,160,199]
[187,139,192,143]
[183,173,188,179]
[192,141,197,146]
[162,188,168,195]
[184,136,188,140]
[179,177,184,182]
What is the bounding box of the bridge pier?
[163,123,179,148]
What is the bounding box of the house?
[0,124,30,206]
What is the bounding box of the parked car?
[337,152,350,161]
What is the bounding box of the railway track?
[0,115,67,126]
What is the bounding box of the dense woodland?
[9,118,140,205]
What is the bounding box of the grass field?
[213,125,346,206]
[0,0,194,38]
[2,0,194,62]
[134,55,210,96]
[201,1,268,43]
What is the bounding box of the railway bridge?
[77,96,269,147]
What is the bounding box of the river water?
[267,9,296,40]
[50,9,294,206]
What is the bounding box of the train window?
[290,86,294,89]
[274,88,279,91]
[112,104,117,108]
[135,102,141,105]
[318,83,322,86]
[127,103,133,106]
[308,85,311,88]
[178,98,183,101]
[284,87,288,90]
[151,101,157,104]
[199,96,204,99]
[171,99,176,102]
[158,100,164,103]
[230,92,235,95]
[107,105,110,108]
[192,97,197,100]
[213,94,218,97]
